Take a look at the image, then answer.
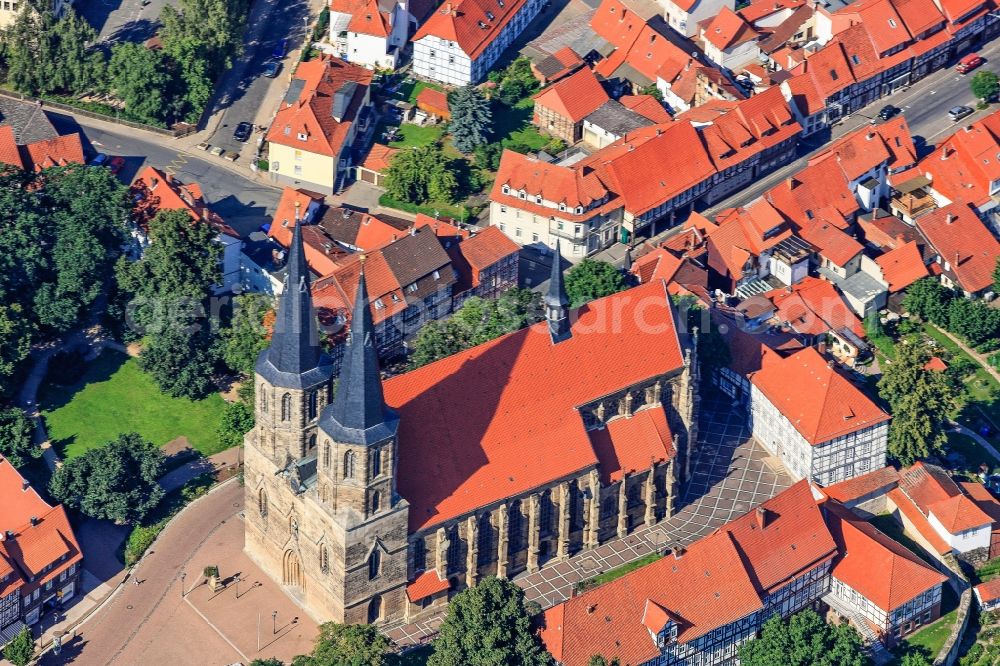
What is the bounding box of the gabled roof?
[359,143,400,173]
[874,240,929,292]
[822,466,900,503]
[914,202,1000,294]
[317,206,404,252]
[766,276,866,339]
[406,569,449,601]
[702,7,760,51]
[384,280,685,531]
[620,94,673,123]
[331,0,392,36]
[266,56,372,158]
[589,406,675,484]
[976,578,1000,604]
[797,221,862,267]
[413,0,531,59]
[750,346,890,445]
[22,134,85,171]
[533,67,611,123]
[130,166,238,237]
[928,494,994,533]
[448,225,519,289]
[0,456,53,535]
[491,150,615,218]
[825,501,947,612]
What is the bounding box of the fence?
[0,89,198,139]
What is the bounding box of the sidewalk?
[951,421,1000,463]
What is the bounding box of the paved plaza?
[387,395,793,647]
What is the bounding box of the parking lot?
[78,0,174,43]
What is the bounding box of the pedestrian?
[133,578,140,586]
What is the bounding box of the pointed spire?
[623,244,633,271]
[320,266,398,446]
[545,240,572,344]
[256,221,333,388]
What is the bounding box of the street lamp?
[235,576,242,599]
[272,610,278,635]
[179,571,186,598]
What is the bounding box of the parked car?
[956,53,984,74]
[108,156,126,174]
[88,153,108,166]
[948,105,974,121]
[272,39,287,59]
[263,61,281,78]
[233,122,253,142]
[877,104,899,121]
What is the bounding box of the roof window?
[829,69,839,80]
[298,132,308,141]
[433,269,441,279]
[888,18,897,27]
[374,298,385,309]
[850,55,860,65]
[486,10,494,19]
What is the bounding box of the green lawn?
[378,193,470,221]
[40,351,227,458]
[890,586,960,665]
[576,552,663,594]
[376,121,445,150]
[492,97,549,151]
[396,79,444,105]
[923,324,1000,443]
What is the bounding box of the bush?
[124,521,165,566]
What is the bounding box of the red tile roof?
[413,0,532,60]
[927,494,993,533]
[750,346,890,445]
[765,276,865,339]
[331,0,391,36]
[416,87,451,119]
[384,280,686,532]
[914,202,1000,294]
[875,240,929,292]
[798,221,862,267]
[920,113,1000,208]
[825,501,946,612]
[822,466,899,503]
[23,134,84,171]
[976,578,1000,604]
[540,481,837,666]
[888,487,952,555]
[266,56,372,158]
[492,150,614,215]
[533,67,610,123]
[619,94,672,123]
[449,225,519,289]
[0,456,53,535]
[702,7,760,50]
[590,407,675,484]
[0,125,24,170]
[739,0,806,22]
[406,569,450,601]
[959,481,1000,524]
[269,187,326,248]
[924,356,948,372]
[359,144,399,172]
[898,462,962,513]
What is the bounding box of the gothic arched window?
[307,391,318,420]
[477,513,494,565]
[344,450,356,479]
[281,393,292,421]
[371,447,382,479]
[509,501,524,553]
[258,488,268,516]
[371,491,381,515]
[368,548,381,580]
[319,545,329,573]
[323,442,331,469]
[260,385,268,413]
[413,536,426,572]
[539,491,553,536]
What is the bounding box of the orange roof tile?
[898,462,962,513]
[269,187,326,248]
[619,94,672,124]
[0,456,53,534]
[750,346,890,445]
[927,494,993,533]
[822,466,899,503]
[915,202,1000,294]
[875,241,929,292]
[825,502,947,612]
[888,487,952,555]
[492,150,613,215]
[0,125,23,169]
[24,133,84,171]
[976,578,1000,604]
[959,482,1000,524]
[924,356,948,372]
[416,87,451,119]
[589,407,675,484]
[702,7,760,51]
[360,144,399,172]
[266,56,372,158]
[413,0,534,60]
[406,569,450,601]
[450,225,518,288]
[766,276,865,339]
[533,67,610,123]
[385,280,685,532]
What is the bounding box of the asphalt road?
[50,112,282,237]
[205,0,313,157]
[78,0,174,43]
[702,35,1000,217]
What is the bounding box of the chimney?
[787,176,798,189]
[22,480,29,491]
[755,506,767,529]
[29,516,37,526]
[673,546,686,559]
[410,226,418,236]
[946,213,955,224]
[587,604,597,614]
[941,146,950,159]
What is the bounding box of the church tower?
[545,240,572,344]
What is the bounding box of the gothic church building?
[244,226,699,627]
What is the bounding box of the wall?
[269,143,337,193]
[928,513,992,553]
[413,37,474,85]
[488,200,620,260]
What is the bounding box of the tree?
[878,341,961,464]
[49,432,165,524]
[2,626,34,666]
[565,259,627,307]
[474,142,504,170]
[448,86,493,153]
[946,297,1000,348]
[108,42,174,125]
[899,652,932,666]
[994,256,1000,294]
[971,70,1000,101]
[588,657,621,666]
[291,623,394,666]
[384,145,460,204]
[738,610,869,666]
[218,399,254,449]
[139,323,218,398]
[428,576,552,666]
[638,83,664,102]
[902,278,953,326]
[0,407,38,468]
[221,294,273,375]
[0,303,31,397]
[409,289,542,368]
[250,659,285,666]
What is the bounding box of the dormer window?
[575,206,584,215]
[535,195,542,204]
[297,132,308,141]
[888,18,897,27]
[390,293,401,302]
[519,190,526,199]
[433,269,440,279]
[407,282,418,292]
[559,203,566,211]
[374,298,385,309]
[502,184,510,195]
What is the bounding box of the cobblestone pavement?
[386,395,792,647]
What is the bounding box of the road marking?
[930,90,937,94]
[163,152,190,176]
[184,596,250,662]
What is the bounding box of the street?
[49,112,282,237]
[702,35,1000,218]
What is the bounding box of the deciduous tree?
[428,576,552,666]
[0,303,31,397]
[108,42,174,125]
[0,407,38,468]
[291,623,394,666]
[220,293,273,375]
[565,259,627,307]
[738,610,869,666]
[217,399,254,449]
[448,86,493,153]
[971,70,1000,101]
[2,626,34,666]
[902,278,953,326]
[384,145,459,204]
[49,432,165,524]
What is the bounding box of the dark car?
[272,39,287,59]
[263,61,281,78]
[949,105,974,121]
[89,153,109,166]
[877,104,899,121]
[233,122,253,142]
[108,156,126,174]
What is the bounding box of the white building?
[328,0,410,70]
[699,7,761,72]
[662,0,735,37]
[411,0,545,85]
[748,346,890,486]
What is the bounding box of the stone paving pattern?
[387,395,792,646]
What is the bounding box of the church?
[243,221,699,628]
